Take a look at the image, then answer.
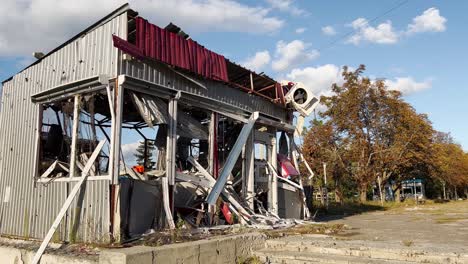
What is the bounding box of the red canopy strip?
[132,17,229,82]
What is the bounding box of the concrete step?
[255,249,417,264]
[262,236,468,263]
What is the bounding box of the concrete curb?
[0,246,98,264]
[0,232,266,264]
[99,232,266,264]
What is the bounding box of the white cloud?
[0,0,123,56]
[347,18,398,45]
[286,64,343,96]
[0,0,284,56]
[272,40,319,72]
[241,50,271,72]
[346,8,446,46]
[295,27,306,34]
[407,7,446,34]
[265,0,306,15]
[385,77,432,95]
[321,26,336,36]
[121,141,141,166]
[136,0,284,34]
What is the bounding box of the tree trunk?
[393,183,401,202]
[335,186,344,205]
[359,184,367,202]
[442,181,446,200]
[377,175,384,206]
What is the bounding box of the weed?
[237,256,263,264]
[402,240,414,247]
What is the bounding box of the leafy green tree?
[303,65,435,202]
[134,140,156,169]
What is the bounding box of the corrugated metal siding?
[119,59,289,121]
[0,12,127,242]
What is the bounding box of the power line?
[317,0,410,53]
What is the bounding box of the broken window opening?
[36,91,112,181]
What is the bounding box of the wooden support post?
[69,95,81,178]
[269,134,278,215]
[208,112,218,177]
[164,93,179,229]
[242,132,255,209]
[109,81,124,241]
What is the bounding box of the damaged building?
[0,4,319,246]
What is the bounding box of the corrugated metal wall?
[0,12,127,242]
[119,58,289,121]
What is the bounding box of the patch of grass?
[237,256,263,264]
[262,223,345,239]
[315,202,385,217]
[402,240,414,247]
[436,217,467,224]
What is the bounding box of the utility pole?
[323,163,328,209]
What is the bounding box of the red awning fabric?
[134,17,228,82]
[112,16,284,103]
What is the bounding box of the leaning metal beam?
[188,157,251,223]
[267,162,303,190]
[32,140,106,264]
[206,112,259,205]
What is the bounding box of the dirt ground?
[323,200,468,248]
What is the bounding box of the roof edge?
[2,3,135,85]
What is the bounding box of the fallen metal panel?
[278,187,302,219]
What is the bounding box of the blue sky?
[0,0,467,149]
